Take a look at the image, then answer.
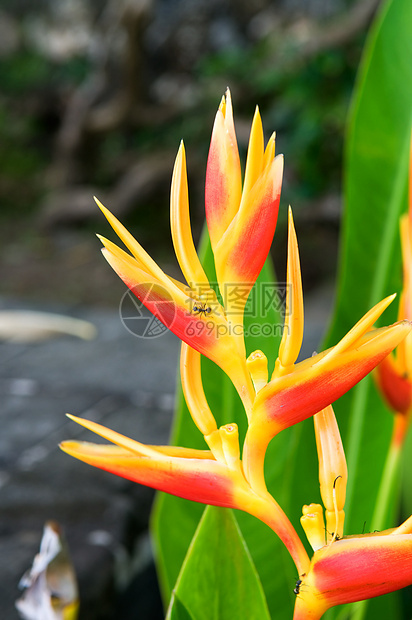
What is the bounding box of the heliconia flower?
[205,89,283,320]
[293,525,412,619]
[62,94,412,617]
[61,344,312,576]
[242,209,412,493]
[94,90,284,411]
[375,136,412,445]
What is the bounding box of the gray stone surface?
[0,301,180,620]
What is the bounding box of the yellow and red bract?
[205,91,283,321]
[293,530,412,619]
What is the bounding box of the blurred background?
[0,0,380,618]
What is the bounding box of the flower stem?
[248,491,311,576]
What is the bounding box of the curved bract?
[293,531,412,619]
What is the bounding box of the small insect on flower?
[294,578,302,595]
[192,302,212,317]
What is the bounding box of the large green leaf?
[325,0,412,528]
[152,232,302,619]
[320,0,412,617]
[165,506,271,620]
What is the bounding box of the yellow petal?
[276,207,304,372]
[319,293,396,366]
[170,142,210,290]
[242,106,264,199]
[95,198,169,285]
[263,131,276,169]
[180,343,217,436]
[65,414,214,460]
[98,235,185,301]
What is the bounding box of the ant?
[294,579,302,595]
[325,529,341,541]
[192,302,212,317]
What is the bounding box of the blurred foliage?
[0,6,371,304]
[197,35,365,203]
[0,49,89,94]
[0,28,366,217]
[0,50,90,215]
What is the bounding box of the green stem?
[370,440,401,531]
[346,420,403,620]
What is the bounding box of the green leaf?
[319,0,412,617]
[165,506,271,620]
[152,231,300,618]
[324,0,412,532]
[321,0,411,520]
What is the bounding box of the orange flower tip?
[391,514,412,535]
[368,320,412,351]
[59,439,114,459]
[65,412,93,430]
[301,504,326,552]
[66,412,84,422]
[94,196,107,213]
[59,439,90,454]
[372,292,396,316]
[397,319,412,333]
[247,349,268,392]
[66,413,88,427]
[371,293,396,317]
[323,310,409,367]
[219,423,241,468]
